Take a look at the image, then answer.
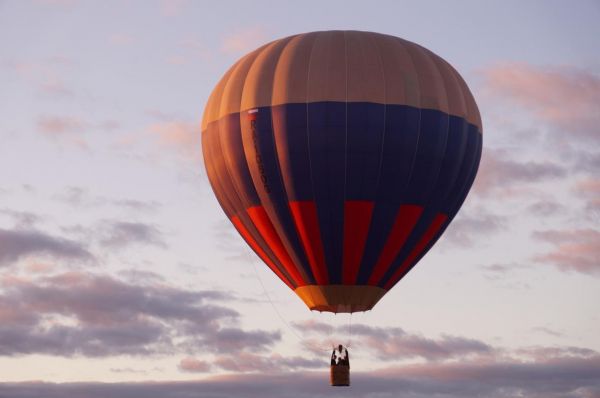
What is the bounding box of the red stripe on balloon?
[342,201,374,284]
[246,206,306,287]
[230,215,294,290]
[383,213,448,290]
[368,205,423,286]
[289,201,329,284]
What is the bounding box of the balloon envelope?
[202,31,482,313]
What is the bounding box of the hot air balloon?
[201,31,482,383]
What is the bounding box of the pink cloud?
[575,178,600,215]
[482,63,600,143]
[39,77,73,97]
[37,116,88,149]
[160,0,188,16]
[533,229,600,275]
[148,121,201,160]
[221,27,267,54]
[37,116,83,135]
[179,357,211,373]
[109,33,135,46]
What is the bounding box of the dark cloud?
[2,352,599,398]
[481,263,527,282]
[294,321,492,362]
[111,199,161,214]
[54,187,160,214]
[213,352,322,373]
[0,271,277,357]
[0,209,42,228]
[443,207,506,247]
[473,148,566,196]
[533,229,600,275]
[573,150,600,174]
[0,228,92,267]
[574,178,600,218]
[98,221,166,249]
[53,186,91,207]
[527,200,566,217]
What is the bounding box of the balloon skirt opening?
[295,285,387,313]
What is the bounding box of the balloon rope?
[346,312,353,349]
[246,249,331,352]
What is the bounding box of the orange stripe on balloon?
[288,201,329,285]
[230,216,294,290]
[383,213,448,290]
[246,206,306,286]
[368,205,423,286]
[342,201,374,285]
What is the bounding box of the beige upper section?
[201,31,482,132]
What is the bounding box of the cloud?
[2,350,599,398]
[196,327,281,354]
[574,178,600,217]
[527,200,566,217]
[178,357,211,373]
[98,221,166,249]
[160,0,189,16]
[443,207,506,247]
[148,121,201,160]
[0,271,244,357]
[533,229,600,275]
[482,63,600,143]
[0,228,92,267]
[37,116,83,135]
[213,352,322,373]
[111,199,162,214]
[221,27,267,54]
[54,186,160,214]
[481,262,525,279]
[473,148,566,196]
[0,209,42,228]
[294,321,492,362]
[37,115,88,149]
[109,33,135,46]
[39,77,74,97]
[53,186,90,207]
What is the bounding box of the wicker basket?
[330,365,350,386]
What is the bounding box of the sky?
[0,0,599,397]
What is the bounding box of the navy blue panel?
[379,123,481,288]
[439,123,481,216]
[204,101,481,290]
[240,107,316,284]
[271,103,312,202]
[356,104,421,284]
[307,101,347,284]
[448,125,483,217]
[424,115,469,211]
[345,102,385,200]
[218,113,261,208]
[402,109,449,204]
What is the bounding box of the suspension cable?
[245,248,331,352]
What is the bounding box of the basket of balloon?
[330,364,350,386]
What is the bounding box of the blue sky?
[0,1,599,397]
